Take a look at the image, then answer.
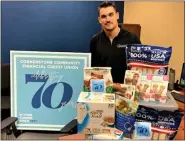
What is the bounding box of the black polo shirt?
[90,28,141,83]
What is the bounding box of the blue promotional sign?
[10,50,91,131]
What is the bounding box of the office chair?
[1,117,76,140]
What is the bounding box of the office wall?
[1,1,124,64]
[124,2,184,81]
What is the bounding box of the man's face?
[98,6,119,31]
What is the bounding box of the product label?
[126,44,172,65]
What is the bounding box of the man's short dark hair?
[98,1,117,15]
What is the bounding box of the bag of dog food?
[135,105,159,123]
[83,67,113,93]
[151,110,184,140]
[136,105,184,140]
[126,44,172,75]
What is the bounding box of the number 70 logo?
[25,74,73,109]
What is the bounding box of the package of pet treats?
[151,74,168,103]
[83,67,113,93]
[113,83,135,101]
[126,44,172,75]
[136,74,152,102]
[124,70,141,86]
[151,110,184,140]
[115,95,139,134]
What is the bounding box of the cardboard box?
[77,92,115,134]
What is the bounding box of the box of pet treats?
[77,92,115,134]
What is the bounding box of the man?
[90,1,141,83]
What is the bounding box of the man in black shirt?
[90,1,141,83]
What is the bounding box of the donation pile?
[75,44,184,140]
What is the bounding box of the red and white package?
[126,44,172,75]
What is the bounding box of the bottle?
[168,68,175,91]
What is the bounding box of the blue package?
[126,44,172,75]
[152,110,183,131]
[135,105,159,122]
[126,44,172,65]
[115,111,135,134]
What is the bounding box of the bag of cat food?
[126,44,172,75]
[83,67,113,93]
[115,95,139,134]
[115,111,136,134]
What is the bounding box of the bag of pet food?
[83,67,113,93]
[115,111,136,134]
[136,105,184,140]
[115,95,139,134]
[135,105,159,123]
[126,44,172,75]
[151,110,184,140]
